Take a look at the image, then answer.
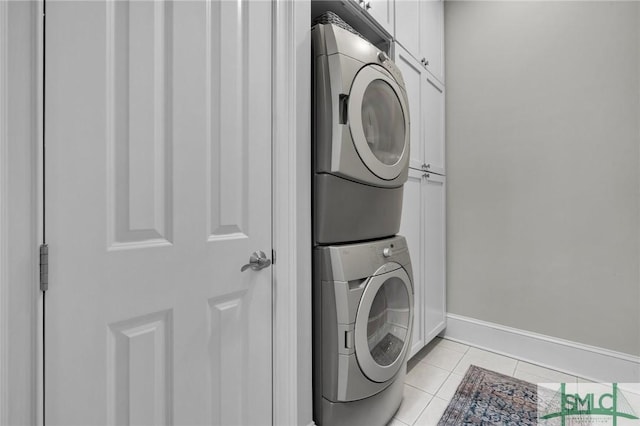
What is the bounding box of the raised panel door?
[366,0,395,37]
[44,1,272,424]
[394,43,424,171]
[399,168,424,358]
[394,0,420,58]
[423,75,445,175]
[424,173,446,342]
[420,0,444,84]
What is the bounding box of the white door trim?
[272,0,313,425]
[0,1,10,422]
[1,1,45,424]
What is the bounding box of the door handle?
[241,251,272,272]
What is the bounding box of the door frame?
[0,1,313,425]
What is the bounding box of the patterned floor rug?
[438,365,538,425]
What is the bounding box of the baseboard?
[443,313,640,383]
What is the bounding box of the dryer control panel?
[377,52,405,89]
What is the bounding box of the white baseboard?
[443,313,640,383]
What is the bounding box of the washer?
[313,236,414,426]
[312,21,410,245]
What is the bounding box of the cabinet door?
[423,76,445,175]
[399,168,424,358]
[366,0,395,37]
[420,0,444,84]
[424,173,446,343]
[395,0,420,58]
[394,44,423,171]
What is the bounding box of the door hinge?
[39,244,48,292]
[272,249,276,265]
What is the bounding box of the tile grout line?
[511,360,519,376]
[403,382,434,396]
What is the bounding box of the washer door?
[348,65,410,181]
[354,264,413,383]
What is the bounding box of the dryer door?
[348,65,410,181]
[354,264,413,383]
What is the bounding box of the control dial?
[382,247,392,258]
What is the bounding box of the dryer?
[312,21,410,245]
[313,236,414,426]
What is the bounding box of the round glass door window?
[354,266,413,383]
[360,80,406,166]
[348,65,409,181]
[367,276,411,366]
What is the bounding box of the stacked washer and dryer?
[312,14,414,426]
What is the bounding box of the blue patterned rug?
[438,365,538,425]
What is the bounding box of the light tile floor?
[387,336,609,426]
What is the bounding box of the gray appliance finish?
[313,236,414,426]
[312,23,410,245]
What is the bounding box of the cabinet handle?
[426,163,431,169]
[425,59,430,66]
[365,1,371,9]
[423,173,430,179]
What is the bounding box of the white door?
[44,1,273,424]
[394,44,423,171]
[366,0,395,37]
[419,0,444,84]
[424,173,446,342]
[399,168,424,358]
[394,1,420,60]
[423,76,445,175]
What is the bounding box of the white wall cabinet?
[400,169,447,358]
[400,169,425,357]
[359,0,395,37]
[423,75,445,175]
[395,46,424,171]
[396,43,446,175]
[420,0,444,84]
[423,173,446,343]
[395,23,445,356]
[395,0,444,84]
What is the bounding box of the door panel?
[45,1,272,424]
[399,168,424,358]
[394,1,420,59]
[424,174,446,342]
[420,0,444,84]
[394,45,423,171]
[366,0,394,37]
[424,77,445,175]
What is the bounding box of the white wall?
[445,1,640,356]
